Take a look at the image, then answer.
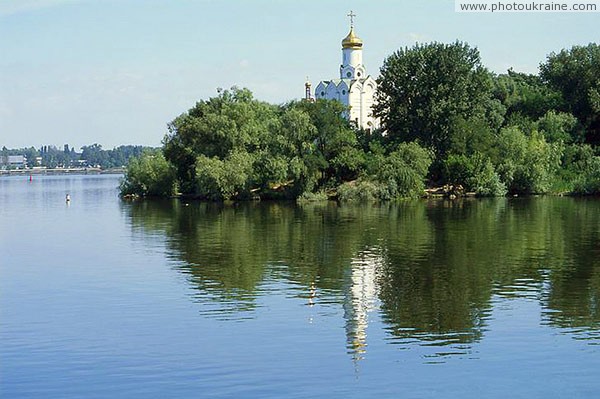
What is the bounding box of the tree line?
[1,144,153,169]
[120,41,600,199]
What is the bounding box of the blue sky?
[1,0,598,150]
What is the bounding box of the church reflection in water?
[343,249,381,362]
[122,198,600,362]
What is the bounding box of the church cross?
[347,10,356,27]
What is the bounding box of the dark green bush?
[572,156,600,194]
[443,153,506,196]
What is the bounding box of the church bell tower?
[313,11,380,131]
[340,11,366,80]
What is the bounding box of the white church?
[308,12,380,132]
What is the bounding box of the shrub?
[572,156,600,195]
[375,142,432,198]
[119,150,177,197]
[297,190,329,202]
[443,154,475,187]
[337,179,380,202]
[470,158,507,196]
[443,153,506,196]
[496,128,563,194]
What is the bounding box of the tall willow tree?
[163,87,281,196]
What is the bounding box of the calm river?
[1,174,599,398]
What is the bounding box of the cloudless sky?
[1,0,598,150]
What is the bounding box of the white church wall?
[342,48,362,70]
[312,16,380,131]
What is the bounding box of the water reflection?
[343,248,382,362]
[122,197,600,362]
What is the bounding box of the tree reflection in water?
[122,197,600,362]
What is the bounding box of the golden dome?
[341,27,363,49]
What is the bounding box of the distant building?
[314,11,380,131]
[1,155,27,169]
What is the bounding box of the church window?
[320,91,325,97]
[342,90,346,95]
[357,72,362,77]
[346,71,352,78]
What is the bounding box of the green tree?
[273,107,322,195]
[194,151,255,200]
[448,115,497,157]
[292,99,364,184]
[22,147,40,168]
[540,43,600,144]
[163,87,279,195]
[536,110,581,143]
[560,144,600,194]
[81,143,109,168]
[374,41,501,158]
[107,145,147,167]
[493,70,563,122]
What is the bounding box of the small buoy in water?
[66,194,71,202]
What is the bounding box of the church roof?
[329,78,352,87]
[342,27,363,49]
[316,77,376,90]
[315,79,351,90]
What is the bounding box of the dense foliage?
[540,43,600,145]
[121,41,599,200]
[375,41,600,196]
[373,41,502,160]
[144,87,430,200]
[119,150,177,197]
